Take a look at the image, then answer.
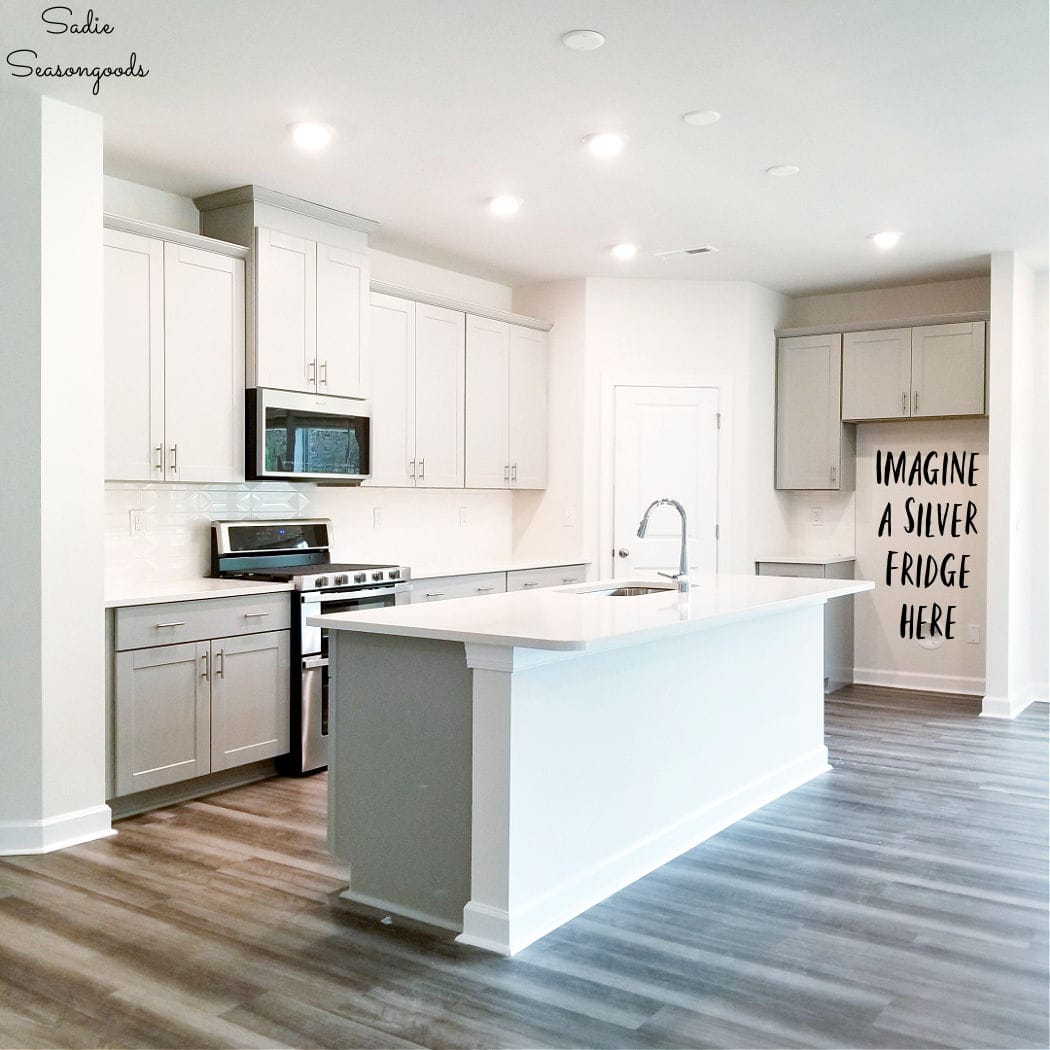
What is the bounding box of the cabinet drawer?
[507,564,587,592]
[115,592,291,651]
[755,561,826,579]
[410,572,507,603]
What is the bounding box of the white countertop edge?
[105,578,294,608]
[310,576,875,652]
[755,554,857,565]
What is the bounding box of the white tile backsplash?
[105,481,515,586]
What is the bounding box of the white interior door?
[612,385,720,580]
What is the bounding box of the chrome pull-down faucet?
[636,498,690,593]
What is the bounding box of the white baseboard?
[0,804,114,855]
[853,667,984,696]
[981,693,1037,719]
[459,747,830,956]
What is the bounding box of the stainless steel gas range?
[211,518,411,774]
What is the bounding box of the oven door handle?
[303,655,329,670]
[314,584,411,604]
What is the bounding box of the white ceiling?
[4,0,1047,294]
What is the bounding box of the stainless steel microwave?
[246,388,370,483]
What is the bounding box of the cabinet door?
[103,229,164,481]
[163,244,245,483]
[414,303,465,487]
[775,334,844,490]
[465,316,510,488]
[210,631,290,771]
[842,328,912,421]
[508,326,548,489]
[114,641,210,796]
[911,321,986,417]
[255,228,315,393]
[367,293,416,487]
[316,243,369,399]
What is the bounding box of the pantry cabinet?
[465,317,548,489]
[367,292,464,488]
[842,321,986,421]
[254,228,369,399]
[103,222,246,483]
[775,333,854,491]
[112,593,290,797]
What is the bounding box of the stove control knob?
[313,575,328,588]
[334,574,348,586]
[354,572,367,584]
[389,569,401,580]
[372,570,384,581]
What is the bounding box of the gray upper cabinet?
[775,333,854,491]
[842,321,986,421]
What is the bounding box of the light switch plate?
[372,507,383,528]
[809,507,824,526]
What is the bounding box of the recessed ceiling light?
[766,164,800,177]
[610,243,638,260]
[869,231,902,250]
[290,122,333,150]
[682,110,721,126]
[561,29,605,50]
[585,132,626,158]
[489,195,521,217]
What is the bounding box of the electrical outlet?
[129,510,146,536]
[562,507,576,527]
[968,624,981,644]
[372,507,383,528]
[809,507,824,526]
[459,507,469,526]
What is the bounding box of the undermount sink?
[574,582,675,597]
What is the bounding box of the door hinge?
[715,524,720,540]
[715,412,722,429]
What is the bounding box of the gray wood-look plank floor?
[1,686,1046,1050]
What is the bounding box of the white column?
[983,252,1037,719]
[0,94,112,852]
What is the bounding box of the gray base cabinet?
[112,593,290,798]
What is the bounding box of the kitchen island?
[310,573,873,956]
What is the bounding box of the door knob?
[617,548,630,558]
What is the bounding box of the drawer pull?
[155,621,187,628]
[200,652,209,679]
[475,586,495,593]
[562,577,578,584]
[522,582,539,589]
[243,611,270,618]
[424,592,445,599]
[216,648,225,679]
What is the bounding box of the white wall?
[103,175,200,232]
[370,249,512,312]
[1,96,110,853]
[783,276,990,328]
[1031,272,1049,702]
[853,419,989,694]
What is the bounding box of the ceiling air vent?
[654,245,719,258]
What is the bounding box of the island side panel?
[328,632,472,930]
[462,602,827,955]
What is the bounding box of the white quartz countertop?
[310,573,874,652]
[105,578,294,608]
[407,557,589,580]
[756,554,857,565]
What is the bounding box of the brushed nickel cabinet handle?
[308,360,316,384]
[475,586,495,593]
[200,652,209,679]
[243,611,270,618]
[914,390,919,413]
[320,361,328,386]
[155,620,187,628]
[169,444,177,473]
[216,649,225,679]
[522,581,539,589]
[902,391,907,415]
[419,458,425,481]
[511,463,518,482]
[424,592,445,599]
[409,459,416,479]
[831,465,837,484]
[154,445,163,471]
[504,464,510,481]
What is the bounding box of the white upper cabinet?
[775,333,853,491]
[414,303,465,487]
[465,316,510,487]
[508,325,548,489]
[253,227,369,399]
[163,243,245,483]
[911,322,986,418]
[842,321,986,421]
[465,317,548,489]
[366,294,464,488]
[104,224,245,484]
[842,328,912,421]
[104,229,163,481]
